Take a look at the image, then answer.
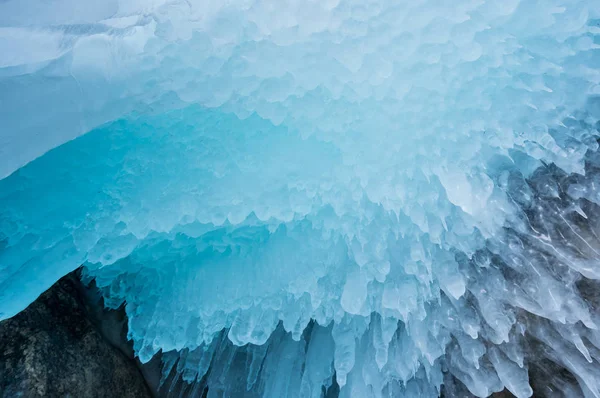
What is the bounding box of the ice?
[2,0,600,396]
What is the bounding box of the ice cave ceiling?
[1,0,600,397]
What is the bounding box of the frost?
[2,0,600,397]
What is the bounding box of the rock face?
[0,272,152,398]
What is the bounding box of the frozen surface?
[1,0,600,397]
[1,0,600,178]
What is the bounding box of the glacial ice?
[1,0,600,397]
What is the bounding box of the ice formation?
[1,0,600,396]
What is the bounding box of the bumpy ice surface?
[2,0,600,397]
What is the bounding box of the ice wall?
[1,0,600,397]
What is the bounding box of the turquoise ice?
[1,0,600,396]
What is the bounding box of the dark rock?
[0,271,152,398]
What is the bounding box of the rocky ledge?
[0,271,153,398]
